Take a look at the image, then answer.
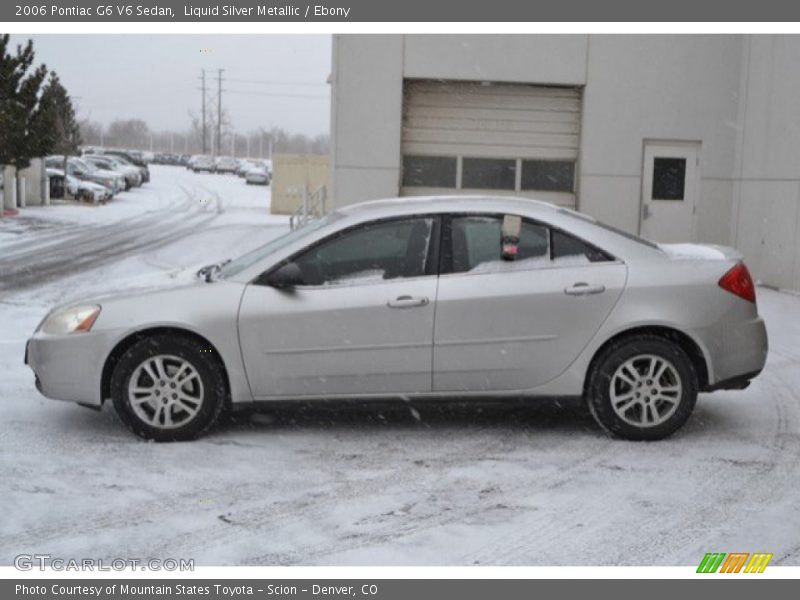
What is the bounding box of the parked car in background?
[245,167,270,186]
[25,196,767,442]
[46,156,124,195]
[83,155,142,190]
[236,159,267,178]
[235,159,251,177]
[46,168,112,203]
[191,155,216,173]
[101,150,150,183]
[215,156,239,174]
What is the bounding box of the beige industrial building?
[328,35,800,291]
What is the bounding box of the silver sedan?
[25,196,768,441]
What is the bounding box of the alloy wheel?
[609,354,682,428]
[127,354,205,429]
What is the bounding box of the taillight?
[718,262,756,303]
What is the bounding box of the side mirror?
[266,262,304,289]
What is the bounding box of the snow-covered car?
[215,156,239,174]
[245,167,270,185]
[46,168,112,203]
[25,196,768,442]
[83,155,142,190]
[46,156,124,195]
[236,159,265,177]
[103,150,150,184]
[191,155,216,173]
[235,159,251,177]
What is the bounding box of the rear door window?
[448,215,550,274]
[445,214,613,274]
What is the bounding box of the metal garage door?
[401,80,581,207]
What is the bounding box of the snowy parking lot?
[1,165,799,566]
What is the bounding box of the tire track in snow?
[0,187,216,294]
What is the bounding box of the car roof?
[339,195,566,220]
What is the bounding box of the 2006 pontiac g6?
[26,196,768,441]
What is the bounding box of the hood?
[53,258,229,308]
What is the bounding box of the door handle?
[642,203,652,220]
[387,295,429,309]
[564,282,606,296]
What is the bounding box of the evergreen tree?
[0,34,48,172]
[35,72,82,169]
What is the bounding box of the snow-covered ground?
[1,166,799,566]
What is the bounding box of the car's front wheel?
[586,335,698,441]
[110,335,226,441]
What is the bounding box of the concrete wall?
[579,35,742,241]
[18,158,47,207]
[330,34,800,290]
[329,35,404,209]
[2,159,47,211]
[731,36,800,291]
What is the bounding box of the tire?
[110,334,227,441]
[586,335,698,441]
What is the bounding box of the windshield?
[219,212,342,279]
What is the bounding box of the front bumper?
[25,330,119,407]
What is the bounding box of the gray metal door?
[433,264,626,392]
[238,278,437,398]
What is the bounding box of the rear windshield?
[557,207,660,250]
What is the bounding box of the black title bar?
[5,0,800,22]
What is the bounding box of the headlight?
[40,305,101,335]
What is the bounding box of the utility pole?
[246,135,250,159]
[216,68,224,156]
[230,131,235,157]
[200,69,207,155]
[259,133,263,159]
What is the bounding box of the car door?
[238,216,440,398]
[433,214,627,392]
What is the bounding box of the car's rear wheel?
[586,335,698,440]
[110,335,226,441]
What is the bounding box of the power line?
[225,77,327,87]
[224,89,328,100]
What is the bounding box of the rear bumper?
[704,369,762,392]
[702,315,768,388]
